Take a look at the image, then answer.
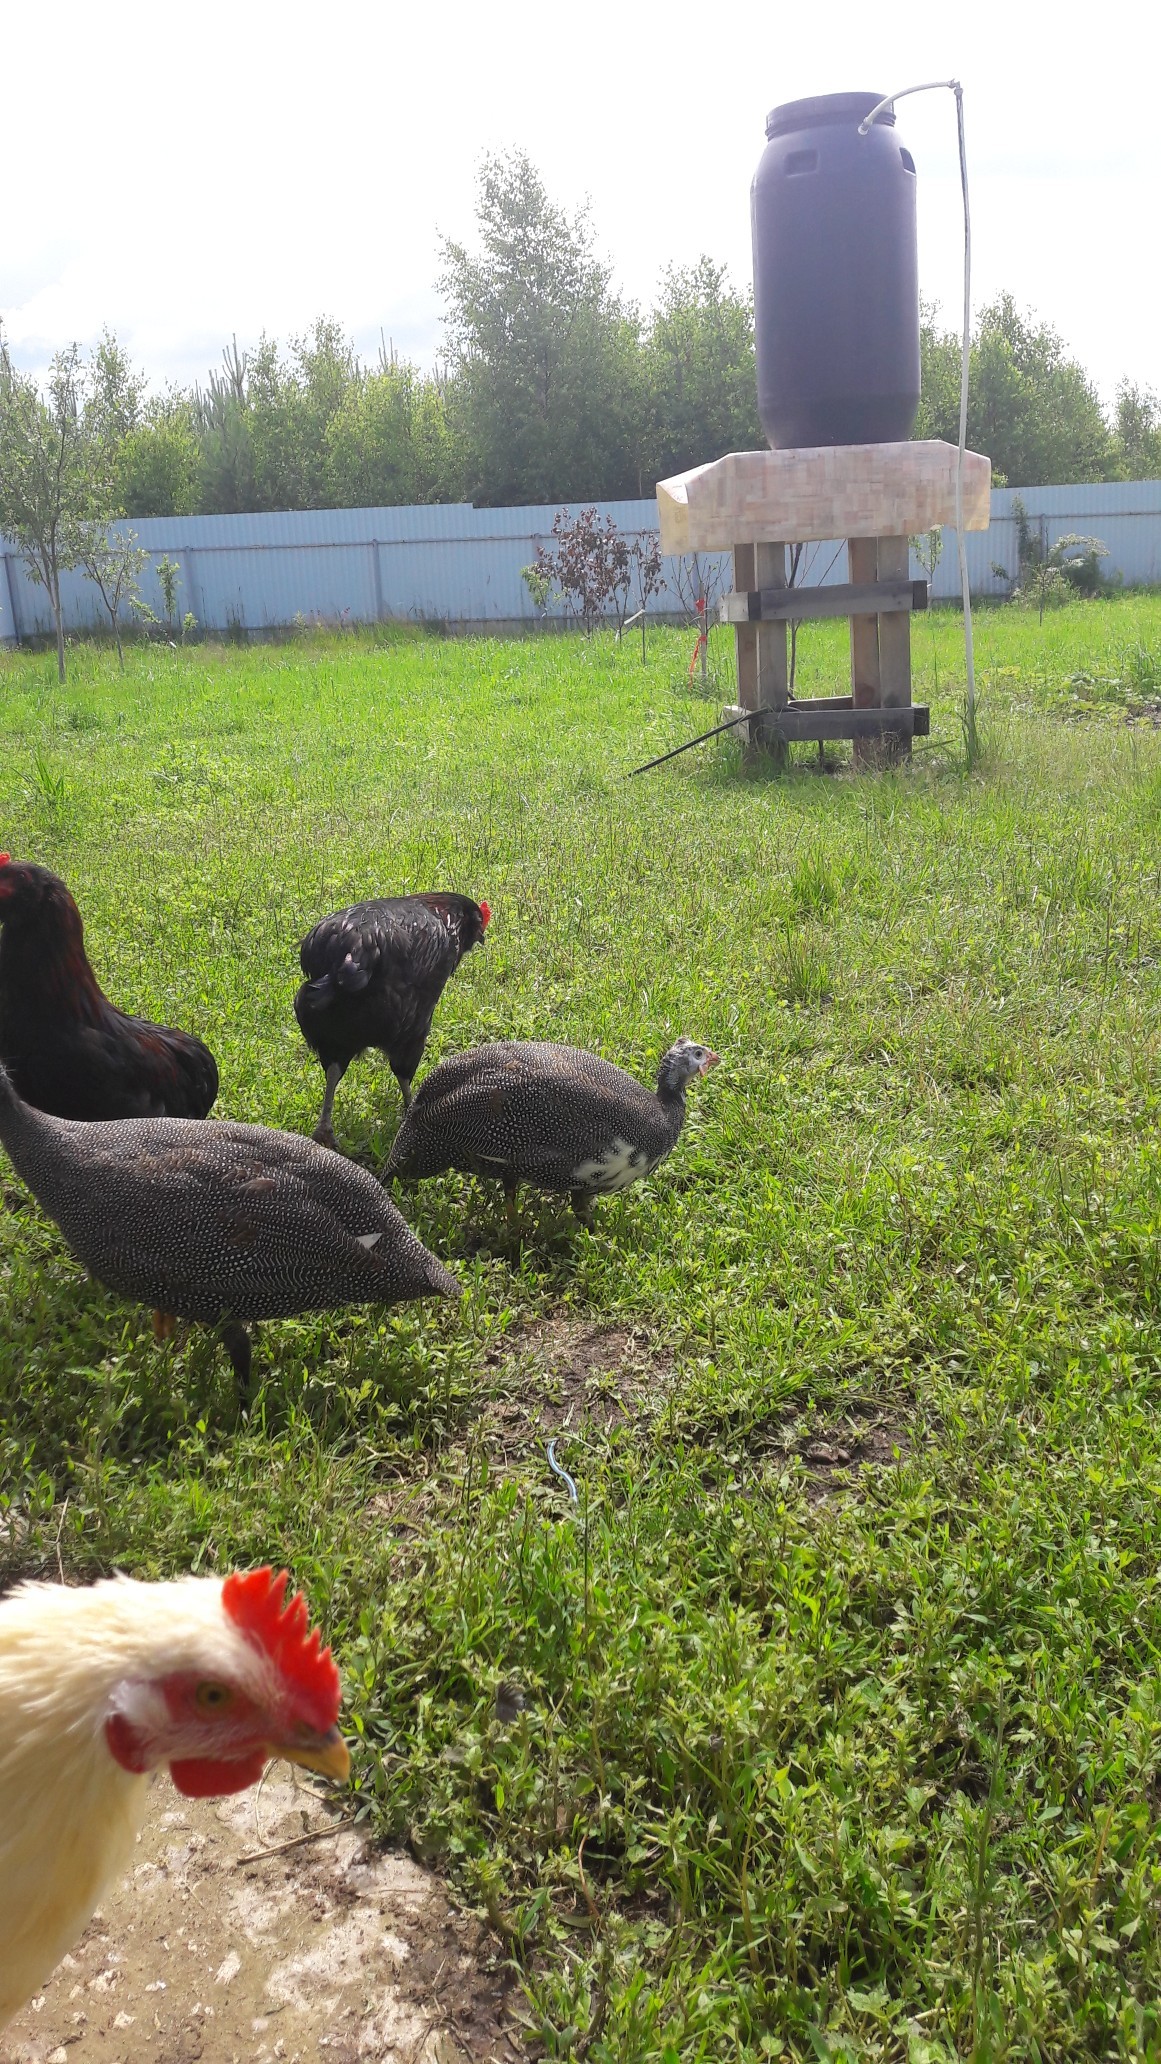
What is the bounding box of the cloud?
[3,0,1156,406]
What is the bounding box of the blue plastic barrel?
[751,91,921,449]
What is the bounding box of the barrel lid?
[765,92,894,139]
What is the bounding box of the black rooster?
[0,859,219,1121]
[294,892,490,1151]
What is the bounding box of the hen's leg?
[221,1321,252,1404]
[396,1076,414,1111]
[313,1063,345,1151]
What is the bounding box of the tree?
[116,401,200,517]
[0,336,112,681]
[191,337,256,514]
[629,533,664,661]
[642,258,761,481]
[1113,381,1161,480]
[325,348,463,507]
[438,151,644,504]
[528,506,634,632]
[80,526,148,667]
[914,297,963,445]
[87,329,146,447]
[244,318,357,510]
[915,293,1115,485]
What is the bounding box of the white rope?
[859,81,977,747]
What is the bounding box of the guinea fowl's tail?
[392,1231,460,1300]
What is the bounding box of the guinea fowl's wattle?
[385,1037,719,1222]
[295,892,489,1150]
[0,1064,458,1392]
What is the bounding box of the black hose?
[628,704,784,778]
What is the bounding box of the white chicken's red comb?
[222,1566,341,1733]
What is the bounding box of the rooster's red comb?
[222,1566,341,1732]
[0,855,10,867]
[479,899,491,927]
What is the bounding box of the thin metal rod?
[953,83,977,744]
[628,705,778,777]
[857,78,977,743]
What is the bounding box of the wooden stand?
[656,441,991,765]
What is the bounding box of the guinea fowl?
[0,1062,458,1395]
[0,858,218,1121]
[385,1037,720,1225]
[295,892,490,1151]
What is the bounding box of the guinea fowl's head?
[0,858,85,949]
[656,1037,720,1098]
[22,1565,352,1799]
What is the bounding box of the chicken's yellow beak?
[270,1724,350,1783]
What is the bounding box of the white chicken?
[0,1564,348,2030]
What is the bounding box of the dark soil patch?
[484,1315,674,1449]
[793,1405,916,1499]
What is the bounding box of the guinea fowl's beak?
[271,1723,350,1783]
[700,1050,721,1073]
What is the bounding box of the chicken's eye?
[195,1682,233,1714]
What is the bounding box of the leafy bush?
[527,507,633,633]
[1010,496,1113,617]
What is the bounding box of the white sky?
[3,0,1158,412]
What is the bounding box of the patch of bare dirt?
[793,1407,915,1500]
[485,1316,673,1446]
[2,1778,522,2064]
[762,1400,918,1503]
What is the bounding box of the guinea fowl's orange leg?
[151,1310,176,1343]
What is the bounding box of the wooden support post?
[876,535,912,762]
[848,537,880,769]
[733,544,758,712]
[754,541,788,765]
[733,541,787,764]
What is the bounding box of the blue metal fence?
[2,481,1159,644]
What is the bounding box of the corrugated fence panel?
[2,482,1159,642]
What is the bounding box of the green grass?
[3,593,1161,2060]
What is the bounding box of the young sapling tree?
[80,529,148,668]
[631,534,665,661]
[0,339,111,682]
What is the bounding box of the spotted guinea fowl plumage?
[0,859,218,1122]
[385,1038,719,1220]
[295,892,490,1150]
[0,1063,457,1390]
